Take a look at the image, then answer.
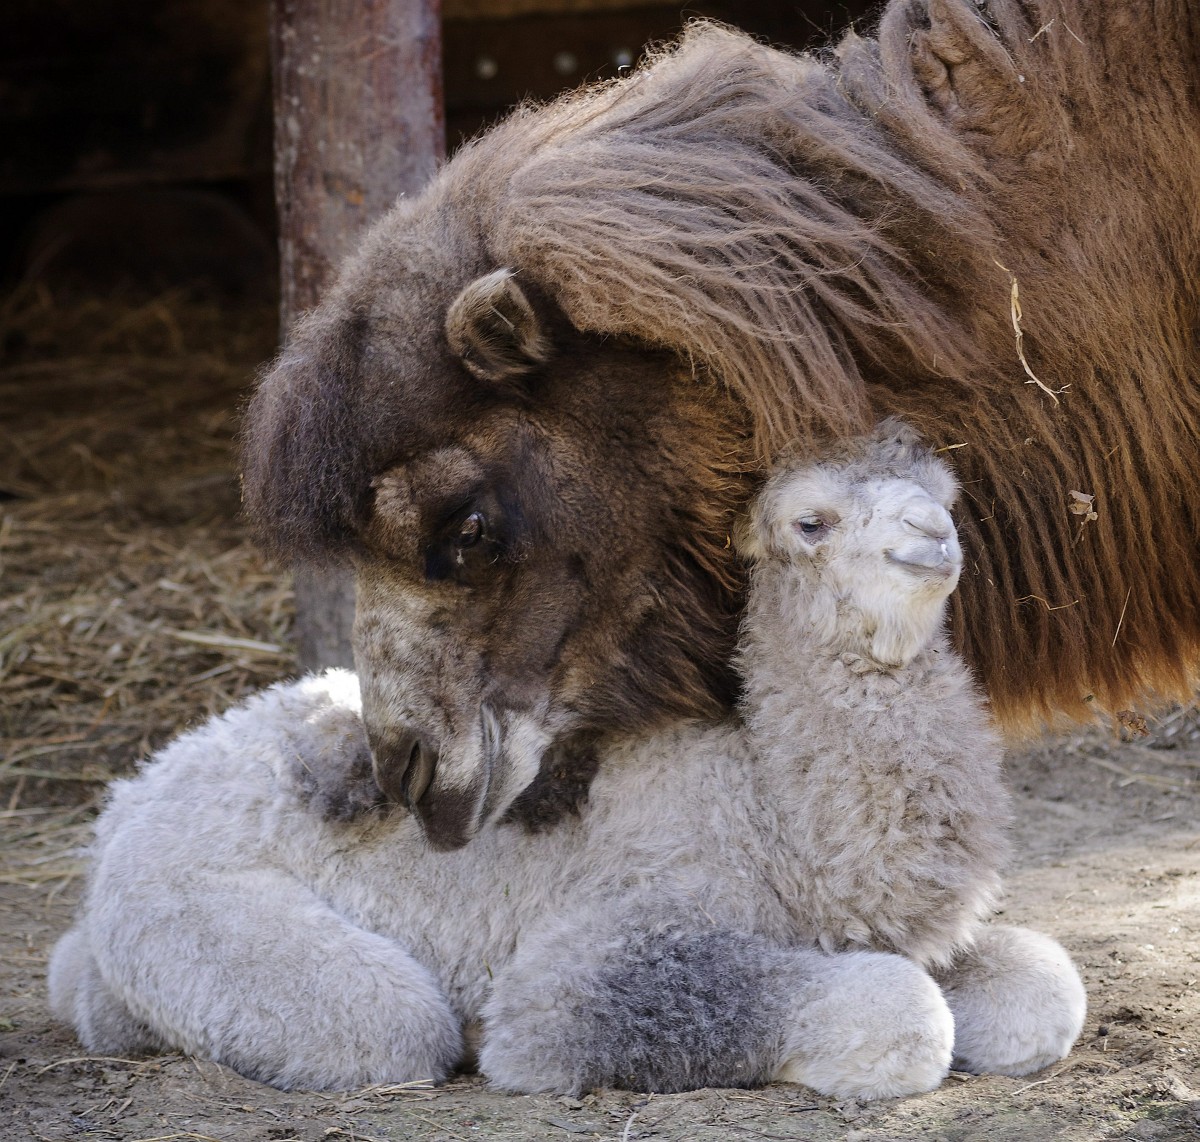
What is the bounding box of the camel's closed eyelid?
[793,516,833,542]
[792,504,841,534]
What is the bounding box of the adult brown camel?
[244,0,1200,850]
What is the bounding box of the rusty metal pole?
[270,0,445,670]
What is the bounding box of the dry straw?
[1,284,292,881]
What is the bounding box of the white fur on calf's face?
[746,432,962,669]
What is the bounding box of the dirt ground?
[2,727,1198,1141]
[2,292,1198,1140]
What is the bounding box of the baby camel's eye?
[793,515,831,542]
[455,511,486,548]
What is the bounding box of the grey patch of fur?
[546,926,794,1093]
[287,741,386,823]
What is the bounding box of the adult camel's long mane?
[448,2,1199,730]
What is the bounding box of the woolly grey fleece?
[50,425,1085,1094]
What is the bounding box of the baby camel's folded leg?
[480,916,953,1098]
[49,923,169,1055]
[69,865,462,1091]
[933,924,1087,1076]
[773,947,954,1099]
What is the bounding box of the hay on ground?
[0,284,293,823]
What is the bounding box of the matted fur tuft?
[245,1,1200,730]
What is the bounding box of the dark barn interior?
[1,1,875,300]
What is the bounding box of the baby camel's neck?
[737,563,961,770]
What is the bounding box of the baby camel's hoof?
[775,951,953,1099]
[938,925,1086,1077]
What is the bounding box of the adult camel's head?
[246,219,751,848]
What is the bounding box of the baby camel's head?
[741,420,962,668]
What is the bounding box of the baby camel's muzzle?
[887,502,962,580]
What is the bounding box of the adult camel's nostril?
[368,728,438,809]
[402,739,438,808]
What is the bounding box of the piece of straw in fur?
[993,260,1065,403]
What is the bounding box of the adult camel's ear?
[445,268,552,383]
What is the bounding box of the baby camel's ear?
[445,268,552,384]
[732,499,771,563]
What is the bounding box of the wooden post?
[270,0,445,670]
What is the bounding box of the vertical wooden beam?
[270,0,445,670]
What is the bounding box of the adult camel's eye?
[425,506,505,581]
[456,511,486,548]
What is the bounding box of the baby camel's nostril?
[902,510,951,542]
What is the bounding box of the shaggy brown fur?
[245,0,1200,752]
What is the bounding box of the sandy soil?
[2,722,1197,1142]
